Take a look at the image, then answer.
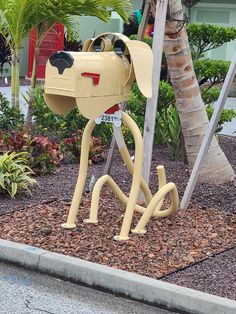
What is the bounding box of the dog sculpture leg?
[85,111,144,240]
[132,181,179,234]
[112,112,143,240]
[84,111,178,240]
[62,119,96,229]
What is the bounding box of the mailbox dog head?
[44,33,153,119]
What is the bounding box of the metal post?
[141,0,169,186]
[99,1,153,180]
[181,51,236,209]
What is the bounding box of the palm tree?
[163,0,235,183]
[0,0,41,107]
[0,0,131,108]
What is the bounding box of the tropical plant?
[64,33,83,52]
[157,81,182,159]
[89,136,107,164]
[0,0,41,107]
[125,81,182,158]
[206,105,236,134]
[28,135,62,175]
[0,151,37,198]
[0,130,28,153]
[0,92,24,131]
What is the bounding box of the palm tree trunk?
[25,36,39,127]
[164,0,235,184]
[11,54,16,107]
[15,49,20,108]
[11,49,20,108]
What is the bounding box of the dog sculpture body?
[44,33,179,241]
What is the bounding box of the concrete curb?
[0,239,235,314]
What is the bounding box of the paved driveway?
[0,263,176,314]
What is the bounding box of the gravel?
[0,136,236,299]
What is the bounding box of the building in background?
[191,0,236,60]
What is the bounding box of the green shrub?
[29,86,87,139]
[0,92,24,131]
[30,86,113,143]
[206,106,236,133]
[0,152,37,198]
[125,81,182,158]
[194,59,230,87]
[201,87,236,133]
[187,23,236,60]
[201,86,220,105]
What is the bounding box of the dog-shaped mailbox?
[44,33,179,241]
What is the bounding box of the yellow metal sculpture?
[44,33,179,241]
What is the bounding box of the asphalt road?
[0,263,177,314]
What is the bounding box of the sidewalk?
[0,239,235,314]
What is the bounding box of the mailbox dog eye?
[93,38,104,52]
[49,51,74,75]
[113,39,126,55]
[92,37,112,52]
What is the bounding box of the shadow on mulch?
[0,135,236,300]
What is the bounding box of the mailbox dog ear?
[125,41,153,99]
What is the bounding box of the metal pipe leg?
[62,119,96,229]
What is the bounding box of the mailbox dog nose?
[49,51,74,74]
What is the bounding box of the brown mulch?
[0,135,236,300]
[0,197,235,278]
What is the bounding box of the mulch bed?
[0,135,236,300]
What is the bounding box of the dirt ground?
[0,135,235,300]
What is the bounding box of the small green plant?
[201,87,236,133]
[125,82,182,158]
[157,105,181,160]
[0,152,37,198]
[0,92,24,131]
